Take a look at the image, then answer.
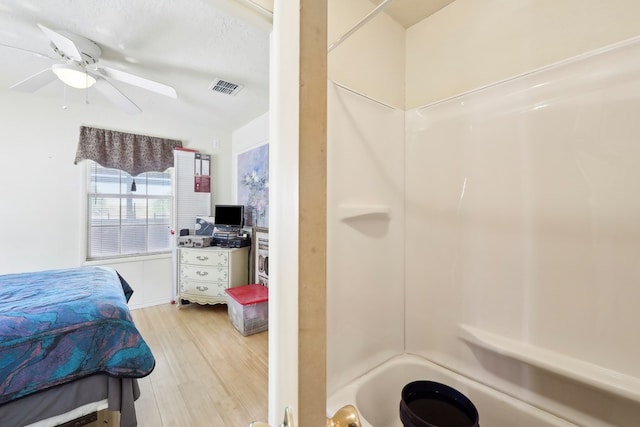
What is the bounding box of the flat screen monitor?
[214,204,244,231]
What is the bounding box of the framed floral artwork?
[236,143,269,227]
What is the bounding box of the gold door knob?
[326,405,361,427]
[250,405,361,427]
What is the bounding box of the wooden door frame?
[269,0,327,426]
[298,0,328,425]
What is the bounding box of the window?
[87,161,172,260]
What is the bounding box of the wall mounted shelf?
[459,324,640,403]
[337,204,391,221]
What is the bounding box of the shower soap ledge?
[459,324,640,403]
[338,204,391,220]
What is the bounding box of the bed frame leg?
[96,409,120,426]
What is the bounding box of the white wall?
[407,0,640,108]
[401,1,640,425]
[325,0,640,422]
[404,36,640,427]
[328,0,405,109]
[326,83,405,395]
[0,88,232,308]
[325,0,407,395]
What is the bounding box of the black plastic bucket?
[399,381,479,427]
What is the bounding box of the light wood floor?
[129,303,268,427]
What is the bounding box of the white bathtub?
[327,354,577,427]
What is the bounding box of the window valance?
[74,126,182,177]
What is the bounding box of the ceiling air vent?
[209,78,243,96]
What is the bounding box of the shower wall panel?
[327,82,405,395]
[405,37,640,426]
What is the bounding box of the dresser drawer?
[179,278,227,297]
[179,264,229,282]
[179,249,229,267]
[180,264,229,283]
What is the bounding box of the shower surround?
[328,36,640,426]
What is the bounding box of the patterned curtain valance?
[74,126,183,177]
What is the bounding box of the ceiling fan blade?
[0,43,57,60]
[10,68,57,92]
[38,23,82,61]
[97,66,177,98]
[93,78,142,114]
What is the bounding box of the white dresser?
[177,246,249,306]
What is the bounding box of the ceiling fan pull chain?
[62,83,68,110]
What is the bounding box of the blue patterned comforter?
[0,266,155,404]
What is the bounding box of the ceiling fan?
[5,24,177,114]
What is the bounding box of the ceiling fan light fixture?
[52,63,96,89]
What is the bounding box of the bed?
[0,266,155,427]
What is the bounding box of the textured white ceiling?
[0,0,272,131]
[0,0,455,131]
